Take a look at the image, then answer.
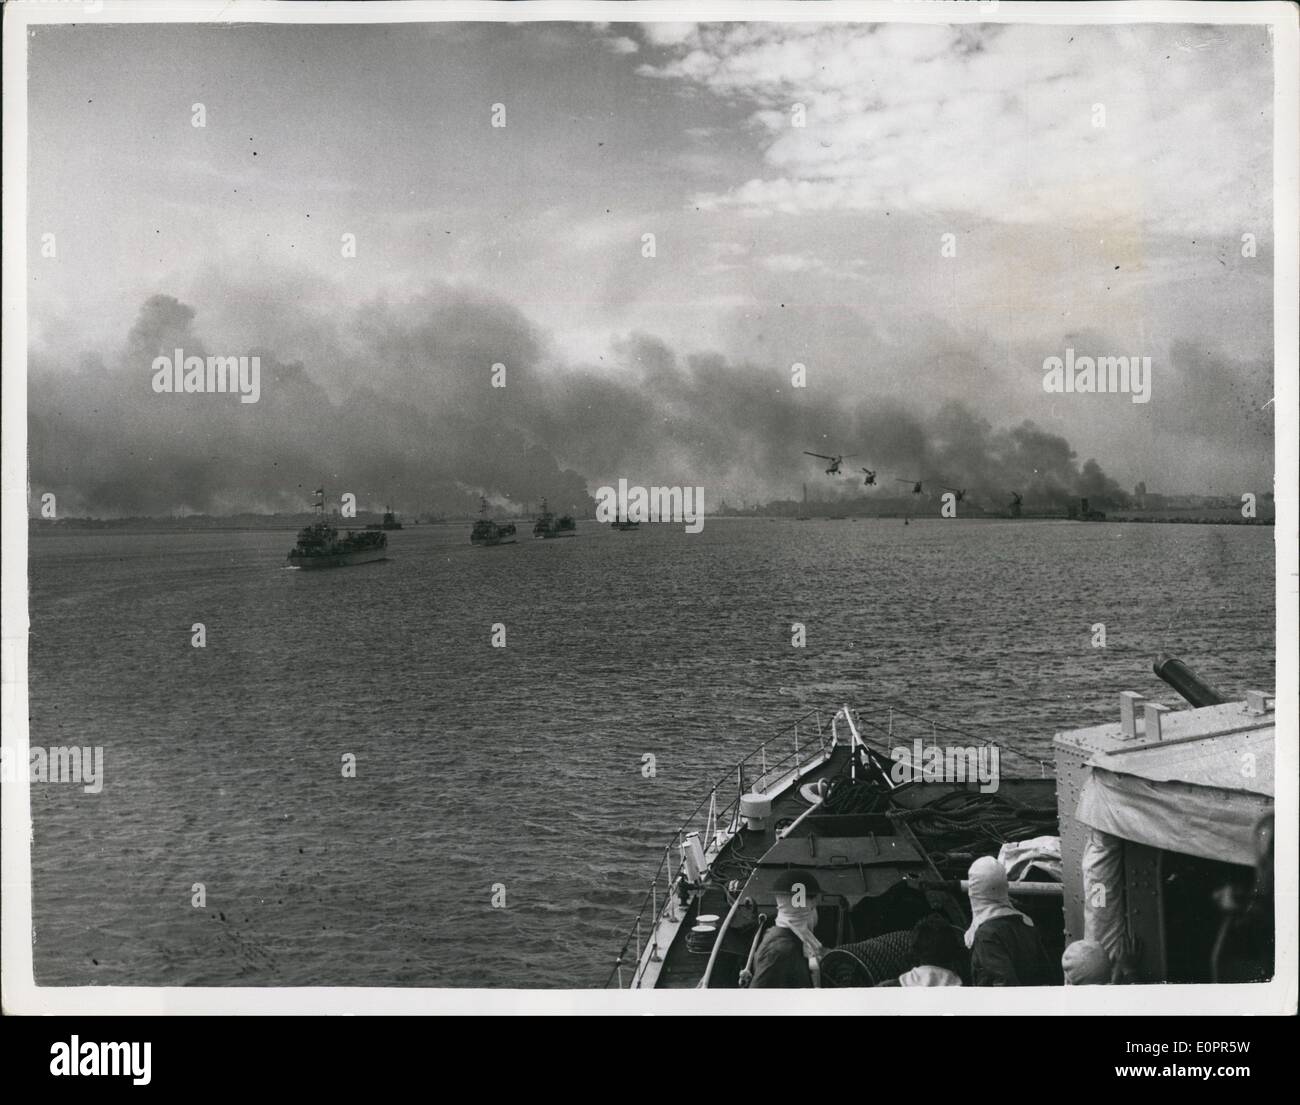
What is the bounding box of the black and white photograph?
[2,0,1295,1029]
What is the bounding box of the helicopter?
[896,477,924,495]
[1010,492,1023,508]
[942,487,967,503]
[804,451,854,476]
[860,468,877,487]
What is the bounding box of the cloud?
[1152,339,1274,445]
[758,253,828,274]
[640,23,698,48]
[23,21,1274,517]
[636,23,1272,234]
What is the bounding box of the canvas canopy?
[1073,725,1273,867]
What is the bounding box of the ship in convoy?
[533,498,577,539]
[287,489,387,569]
[365,506,403,531]
[605,655,1274,989]
[470,496,517,546]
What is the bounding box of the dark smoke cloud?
[30,290,589,517]
[1157,339,1274,445]
[30,286,1132,517]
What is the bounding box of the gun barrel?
[1152,653,1227,708]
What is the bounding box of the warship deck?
[607,707,1060,989]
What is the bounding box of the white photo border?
[3,0,1296,1016]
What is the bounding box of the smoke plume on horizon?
[29,285,1176,518]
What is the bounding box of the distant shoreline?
[28,512,1274,533]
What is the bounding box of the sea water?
[26,518,1275,986]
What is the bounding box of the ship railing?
[605,703,1055,987]
[846,704,1054,778]
[606,707,831,989]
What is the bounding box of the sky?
[25,18,1276,515]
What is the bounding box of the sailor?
[750,869,825,988]
[1061,940,1112,985]
[965,856,1056,986]
[880,913,965,986]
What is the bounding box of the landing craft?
[365,505,403,531]
[533,497,576,539]
[287,488,387,568]
[804,451,854,476]
[471,496,517,546]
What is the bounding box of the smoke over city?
[28,284,1207,517]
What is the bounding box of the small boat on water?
[471,496,517,546]
[605,654,1274,990]
[287,489,387,569]
[533,498,576,539]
